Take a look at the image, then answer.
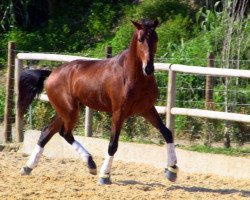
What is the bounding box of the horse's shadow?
[116,180,250,197]
[116,180,165,187]
[166,185,250,197]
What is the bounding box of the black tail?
[18,69,51,117]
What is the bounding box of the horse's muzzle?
[145,64,154,76]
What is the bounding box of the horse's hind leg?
[59,123,97,175]
[21,110,97,175]
[55,103,97,175]
[141,107,178,182]
[21,115,63,175]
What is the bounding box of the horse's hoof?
[89,168,97,175]
[87,156,97,175]
[98,174,112,185]
[165,165,178,182]
[20,166,32,175]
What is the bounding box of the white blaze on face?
[141,49,150,76]
[142,61,147,76]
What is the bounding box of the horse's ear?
[153,19,159,28]
[131,20,142,30]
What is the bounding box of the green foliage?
[1,29,43,51]
[195,1,223,32]
[0,1,131,55]
[86,3,116,39]
[122,116,153,140]
[0,0,48,31]
[25,101,55,130]
[0,86,6,122]
[157,14,193,57]
[91,112,159,144]
[181,144,250,156]
[93,112,112,137]
[0,0,249,146]
[111,22,134,54]
[136,0,190,22]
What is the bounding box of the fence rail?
[17,52,250,78]
[12,52,250,142]
[171,108,250,123]
[17,53,101,62]
[155,63,250,78]
[0,50,242,142]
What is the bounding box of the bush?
[25,101,55,130]
[111,22,134,54]
[136,0,190,22]
[1,0,249,145]
[157,14,194,58]
[0,86,6,122]
[86,3,116,40]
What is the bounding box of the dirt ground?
[0,151,249,200]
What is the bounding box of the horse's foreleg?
[98,134,118,184]
[21,116,62,175]
[99,110,123,185]
[141,107,178,182]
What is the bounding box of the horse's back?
[45,53,158,116]
[45,59,123,112]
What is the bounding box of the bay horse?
[19,19,178,184]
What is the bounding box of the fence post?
[15,58,24,142]
[204,53,215,146]
[166,69,176,134]
[205,53,215,110]
[3,42,15,143]
[85,107,93,137]
[106,46,112,58]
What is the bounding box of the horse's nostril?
[145,65,154,75]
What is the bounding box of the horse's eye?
[138,34,145,42]
[138,37,144,42]
[138,30,145,42]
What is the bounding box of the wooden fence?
[3,42,15,143]
[11,51,250,142]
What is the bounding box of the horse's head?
[132,19,158,76]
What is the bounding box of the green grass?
[179,144,250,157]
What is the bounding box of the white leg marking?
[100,155,114,177]
[26,144,44,169]
[72,140,90,162]
[167,143,177,167]
[142,62,147,76]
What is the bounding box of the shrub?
[157,14,193,57]
[25,101,55,130]
[0,86,6,122]
[111,22,134,54]
[136,0,190,22]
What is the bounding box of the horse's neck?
[125,32,143,80]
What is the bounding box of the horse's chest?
[124,83,158,115]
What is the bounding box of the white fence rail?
[155,63,250,78]
[17,53,101,62]
[15,53,250,140]
[171,108,250,123]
